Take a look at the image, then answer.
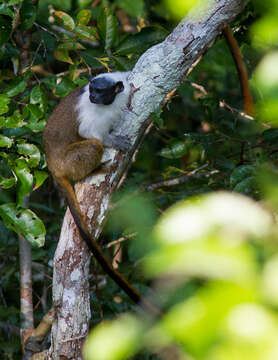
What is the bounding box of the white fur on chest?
[76,72,130,142]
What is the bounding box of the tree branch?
[223,25,254,116]
[145,167,219,192]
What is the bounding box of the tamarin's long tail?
[55,176,161,316]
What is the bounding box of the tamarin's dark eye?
[115,81,124,93]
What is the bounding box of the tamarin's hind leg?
[62,138,104,181]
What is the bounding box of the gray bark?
[49,1,248,358]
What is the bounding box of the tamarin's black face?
[89,76,124,105]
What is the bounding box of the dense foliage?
[0,0,278,359]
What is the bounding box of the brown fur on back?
[43,87,84,177]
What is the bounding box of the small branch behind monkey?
[223,26,254,116]
[145,166,219,191]
[111,164,218,211]
[105,232,137,248]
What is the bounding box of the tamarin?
[43,71,159,314]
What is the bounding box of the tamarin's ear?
[115,81,124,93]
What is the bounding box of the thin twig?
[219,100,254,121]
[105,232,137,249]
[186,55,203,76]
[34,22,60,41]
[112,165,217,211]
[145,165,219,191]
[224,26,254,116]
[189,81,208,96]
[55,68,89,78]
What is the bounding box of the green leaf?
[233,177,256,196]
[111,56,132,71]
[151,108,163,127]
[54,10,75,32]
[54,48,74,64]
[20,1,36,30]
[0,43,19,60]
[6,78,27,97]
[77,9,91,25]
[74,24,97,41]
[116,26,168,55]
[34,170,48,189]
[0,176,16,189]
[47,77,76,97]
[77,0,92,7]
[30,85,47,113]
[0,110,25,128]
[115,0,144,18]
[98,8,118,50]
[0,15,12,46]
[160,140,189,159]
[17,143,41,167]
[0,94,10,115]
[230,165,256,187]
[58,41,85,51]
[0,134,13,148]
[30,85,43,104]
[14,160,34,205]
[0,4,14,18]
[5,0,23,5]
[25,104,44,120]
[262,128,278,144]
[0,203,45,247]
[25,119,46,132]
[0,151,9,160]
